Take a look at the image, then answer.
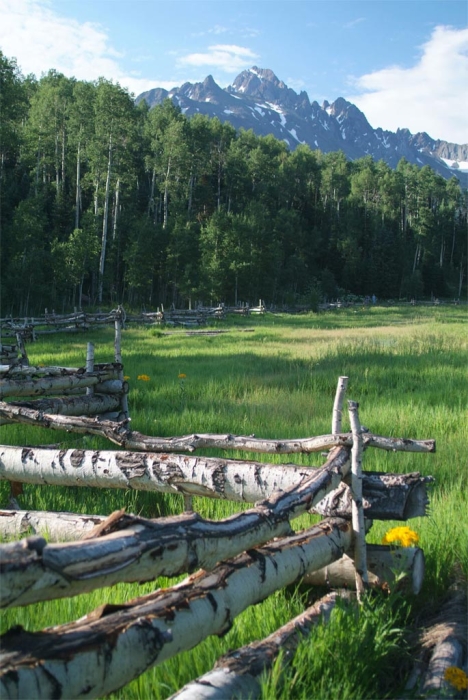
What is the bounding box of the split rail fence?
[0,367,436,698]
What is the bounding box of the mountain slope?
[137,67,467,185]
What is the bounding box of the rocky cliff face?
[137,67,467,185]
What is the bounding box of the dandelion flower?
[444,666,468,691]
[137,374,150,381]
[124,376,130,381]
[382,526,419,548]
[178,373,186,379]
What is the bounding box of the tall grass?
[1,306,466,698]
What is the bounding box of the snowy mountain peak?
[136,67,467,185]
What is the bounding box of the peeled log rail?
[0,363,121,378]
[0,518,352,700]
[0,402,436,454]
[0,509,106,541]
[0,470,431,544]
[5,394,121,418]
[0,369,121,398]
[0,448,352,608]
[311,471,433,520]
[170,592,341,700]
[302,545,425,594]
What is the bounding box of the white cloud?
[347,25,468,144]
[0,0,173,95]
[178,44,259,73]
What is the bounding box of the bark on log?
[332,376,348,434]
[0,371,121,398]
[0,449,352,608]
[0,518,352,700]
[312,471,433,520]
[170,592,341,700]
[0,363,121,378]
[0,470,431,544]
[348,400,369,597]
[0,509,106,541]
[5,393,121,417]
[0,402,436,454]
[302,544,425,594]
[421,638,465,696]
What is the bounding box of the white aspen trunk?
[1,371,120,398]
[163,157,171,229]
[0,509,106,541]
[170,593,340,700]
[112,178,120,241]
[3,394,120,418]
[98,133,112,303]
[0,401,436,454]
[0,470,430,545]
[0,444,350,508]
[348,400,368,598]
[303,545,425,594]
[75,138,82,230]
[331,376,348,434]
[0,448,352,609]
[0,518,352,700]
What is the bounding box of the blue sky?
[0,0,467,142]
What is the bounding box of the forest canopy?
[1,51,466,315]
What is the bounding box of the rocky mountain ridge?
[137,66,467,185]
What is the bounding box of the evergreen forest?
[1,52,466,315]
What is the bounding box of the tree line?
[1,51,466,315]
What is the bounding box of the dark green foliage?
[1,52,466,314]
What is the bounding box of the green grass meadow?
[1,305,467,699]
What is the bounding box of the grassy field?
[1,305,467,699]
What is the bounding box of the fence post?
[332,376,348,433]
[348,400,369,600]
[86,343,95,396]
[114,306,128,419]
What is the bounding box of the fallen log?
[302,544,425,594]
[0,402,436,454]
[0,448,352,608]
[0,518,353,699]
[170,592,342,700]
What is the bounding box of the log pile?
[0,377,437,699]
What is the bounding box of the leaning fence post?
[332,376,348,433]
[348,399,369,600]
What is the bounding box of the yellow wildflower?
[137,374,150,381]
[382,526,419,548]
[178,373,187,379]
[124,375,130,381]
[444,666,468,691]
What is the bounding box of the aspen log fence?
[0,374,437,699]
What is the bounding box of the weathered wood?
[0,470,431,544]
[332,376,348,434]
[311,471,434,520]
[0,448,352,608]
[0,369,121,398]
[170,592,341,700]
[5,393,121,417]
[0,363,121,378]
[0,402,436,454]
[0,509,106,541]
[0,444,322,499]
[348,400,368,597]
[302,545,425,594]
[421,638,465,696]
[0,518,353,699]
